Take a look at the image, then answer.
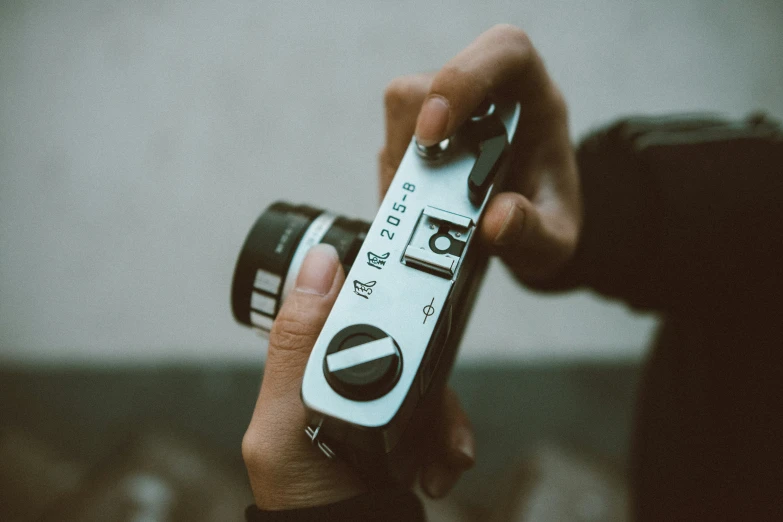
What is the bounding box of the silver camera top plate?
[301,99,520,450]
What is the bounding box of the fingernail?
[494,203,525,246]
[423,464,458,499]
[416,95,450,146]
[295,244,339,296]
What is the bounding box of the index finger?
[415,24,559,146]
[378,73,432,199]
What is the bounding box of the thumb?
[479,191,578,282]
[263,243,345,399]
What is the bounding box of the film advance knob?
[323,325,402,401]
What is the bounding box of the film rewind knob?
[324,325,402,401]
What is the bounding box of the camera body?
[231,99,520,480]
[299,100,521,478]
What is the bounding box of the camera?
[232,99,520,480]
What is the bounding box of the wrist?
[243,425,368,510]
[245,488,425,521]
[250,463,367,510]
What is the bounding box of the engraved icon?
[422,297,435,324]
[367,251,390,270]
[353,280,376,299]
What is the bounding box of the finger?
[244,245,365,507]
[415,23,560,146]
[421,388,475,498]
[378,73,433,199]
[421,460,462,499]
[479,190,579,282]
[261,244,345,400]
[440,387,475,467]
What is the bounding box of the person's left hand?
[242,244,476,510]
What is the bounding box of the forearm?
[540,114,783,313]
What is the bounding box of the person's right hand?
[378,24,581,283]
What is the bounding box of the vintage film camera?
[232,99,520,480]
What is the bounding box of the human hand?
[379,24,581,282]
[241,244,476,510]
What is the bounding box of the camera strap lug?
[305,423,336,459]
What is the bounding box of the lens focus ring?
[231,202,369,335]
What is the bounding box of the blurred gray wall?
[1,0,781,364]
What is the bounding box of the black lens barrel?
[231,202,369,332]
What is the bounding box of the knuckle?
[490,24,534,72]
[242,428,279,471]
[434,65,462,87]
[241,429,259,463]
[242,427,274,468]
[269,314,317,352]
[491,23,531,49]
[432,64,489,98]
[384,76,419,112]
[550,86,569,121]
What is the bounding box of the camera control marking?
[422,298,435,324]
[366,251,389,270]
[379,182,415,241]
[352,280,376,299]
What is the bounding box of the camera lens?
[231,201,369,334]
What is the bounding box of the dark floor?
[0,362,640,519]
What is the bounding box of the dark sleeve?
[537,113,783,313]
[244,488,425,522]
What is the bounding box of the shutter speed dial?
[324,325,402,401]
